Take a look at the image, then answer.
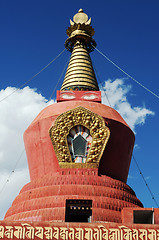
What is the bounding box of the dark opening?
[73,135,87,157]
[65,199,92,222]
[133,210,153,224]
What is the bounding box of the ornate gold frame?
[49,106,110,168]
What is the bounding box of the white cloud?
[0,86,54,219]
[100,78,154,131]
[0,81,154,219]
[128,175,138,180]
[0,168,29,219]
[134,144,140,150]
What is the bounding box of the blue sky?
[0,0,159,218]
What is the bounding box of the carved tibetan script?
[0,222,159,240]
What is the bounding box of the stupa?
[1,9,159,240]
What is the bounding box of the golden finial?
[61,9,99,91]
[73,9,89,24]
[65,9,96,52]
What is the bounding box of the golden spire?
[60,9,99,91]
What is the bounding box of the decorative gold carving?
[49,106,110,168]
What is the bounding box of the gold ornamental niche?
[49,106,110,168]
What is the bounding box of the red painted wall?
[24,101,134,182]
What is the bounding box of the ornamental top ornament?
[65,9,96,52]
[72,8,91,25]
[61,9,99,91]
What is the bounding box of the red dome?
[5,169,142,222]
[23,101,134,183]
[4,100,139,223]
